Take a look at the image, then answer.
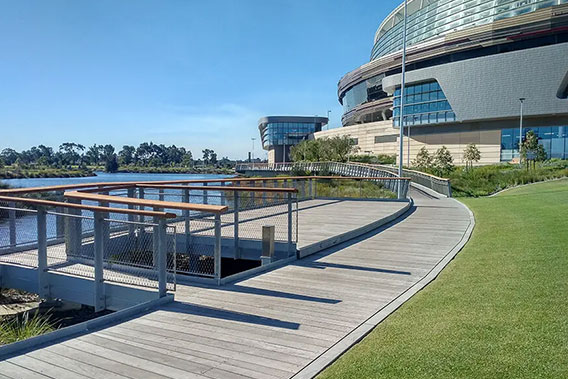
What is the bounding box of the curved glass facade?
[341,74,388,114]
[371,0,568,61]
[261,122,321,148]
[392,81,455,127]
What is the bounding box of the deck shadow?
[182,283,341,304]
[162,301,301,329]
[305,261,411,275]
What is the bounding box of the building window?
[262,122,320,148]
[392,80,454,127]
[350,138,359,145]
[375,135,398,143]
[500,125,568,161]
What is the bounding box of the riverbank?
[116,165,234,175]
[0,166,95,180]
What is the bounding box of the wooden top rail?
[135,184,299,193]
[65,191,228,214]
[0,195,176,219]
[0,174,410,196]
[0,182,136,195]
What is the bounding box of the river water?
[1,172,233,189]
[0,172,234,246]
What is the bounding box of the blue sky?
[0,0,399,159]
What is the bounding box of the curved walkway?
[0,193,473,379]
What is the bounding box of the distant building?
[314,0,568,164]
[259,116,328,163]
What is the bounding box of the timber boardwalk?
[0,189,473,378]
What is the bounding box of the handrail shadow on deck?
[160,301,301,330]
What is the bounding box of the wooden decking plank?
[152,305,347,340]
[115,320,316,363]
[130,317,326,354]
[0,361,50,379]
[7,355,89,379]
[26,349,129,379]
[63,339,207,379]
[45,343,163,379]
[96,330,287,379]
[78,334,213,376]
[143,307,339,344]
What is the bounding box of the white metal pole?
[398,0,408,198]
[519,98,525,165]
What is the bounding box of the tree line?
[0,142,231,172]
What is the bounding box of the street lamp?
[518,98,525,166]
[326,110,331,130]
[397,0,408,199]
[251,137,256,168]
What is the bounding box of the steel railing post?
[55,191,65,239]
[153,207,160,268]
[127,187,135,240]
[203,182,208,205]
[93,211,105,311]
[100,191,110,259]
[233,191,239,259]
[262,180,267,206]
[287,193,293,256]
[158,218,167,297]
[214,213,222,284]
[8,201,16,248]
[159,189,165,202]
[183,186,191,253]
[65,198,82,257]
[309,178,313,199]
[220,181,226,206]
[138,187,145,239]
[37,207,49,299]
[250,180,255,204]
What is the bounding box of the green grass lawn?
[319,179,568,379]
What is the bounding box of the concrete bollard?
[260,225,275,266]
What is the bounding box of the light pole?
[518,98,525,166]
[397,0,408,198]
[251,137,256,168]
[326,110,331,130]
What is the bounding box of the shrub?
[413,147,433,171]
[433,146,454,176]
[463,143,481,169]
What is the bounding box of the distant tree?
[210,152,218,165]
[1,148,19,165]
[58,143,85,166]
[86,144,103,165]
[104,153,119,173]
[202,149,214,164]
[463,143,481,170]
[118,145,136,165]
[412,147,433,171]
[0,157,4,168]
[181,151,193,167]
[433,146,454,176]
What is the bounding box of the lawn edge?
[294,198,475,379]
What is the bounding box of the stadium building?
[314,0,568,164]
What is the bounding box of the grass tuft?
[0,311,54,345]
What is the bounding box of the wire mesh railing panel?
[100,219,176,290]
[0,206,40,267]
[175,218,217,278]
[235,194,297,243]
[45,213,96,280]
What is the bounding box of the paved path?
[0,193,473,379]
